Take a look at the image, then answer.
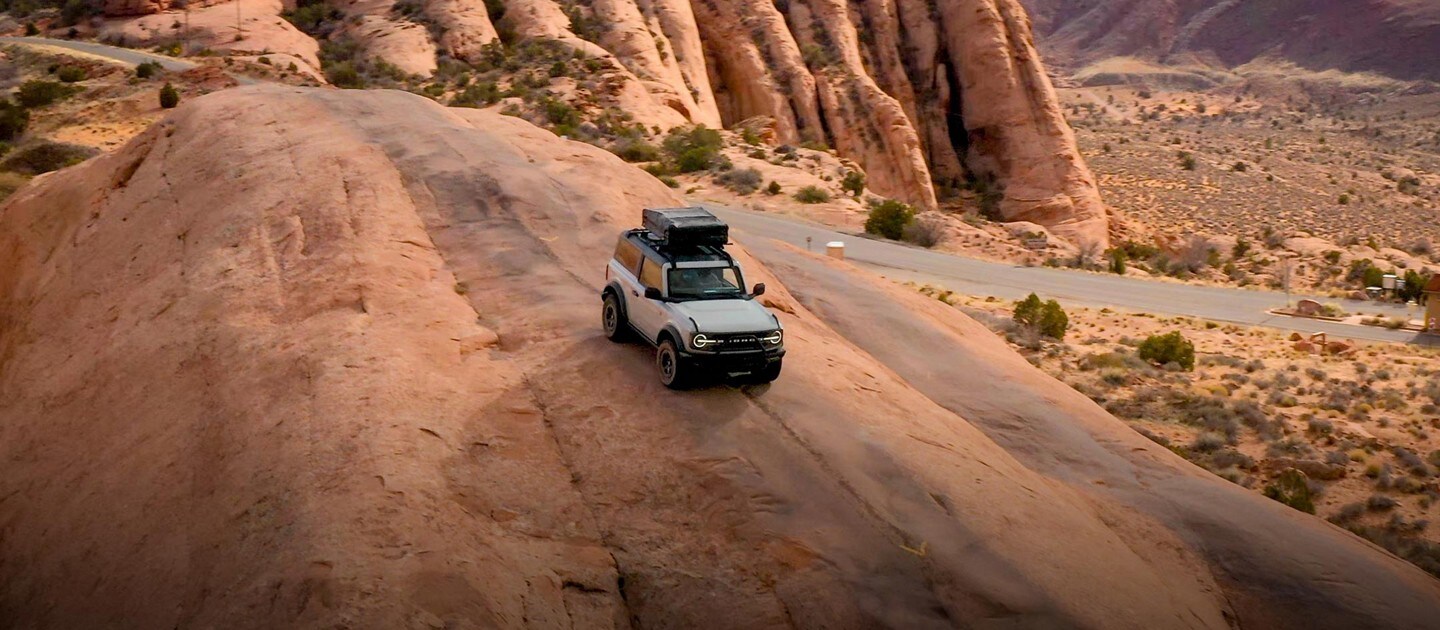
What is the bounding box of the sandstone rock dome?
[1,86,1438,627]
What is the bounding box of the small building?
[1426,275,1440,333]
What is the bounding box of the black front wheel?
[657,339,693,389]
[602,293,629,342]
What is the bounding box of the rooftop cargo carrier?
[643,207,729,249]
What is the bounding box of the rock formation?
[99,0,1110,246]
[2,85,1438,628]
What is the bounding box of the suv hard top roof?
[625,229,735,266]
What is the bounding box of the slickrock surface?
[2,86,1435,628]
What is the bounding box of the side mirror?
[644,287,665,301]
[752,283,766,297]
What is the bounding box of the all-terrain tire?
[657,339,693,389]
[751,360,783,384]
[602,292,629,342]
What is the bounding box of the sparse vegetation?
[1138,331,1195,371]
[841,170,865,197]
[15,80,77,108]
[159,83,180,109]
[1013,293,1068,340]
[863,198,913,239]
[793,185,831,204]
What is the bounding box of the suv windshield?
[668,266,743,300]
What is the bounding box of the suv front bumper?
[679,347,785,372]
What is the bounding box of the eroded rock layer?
[101,0,1109,246]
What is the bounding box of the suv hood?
[673,299,779,334]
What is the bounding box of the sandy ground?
[0,86,1437,628]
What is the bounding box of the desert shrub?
[1138,331,1195,371]
[283,0,343,36]
[325,62,364,88]
[135,61,163,79]
[1263,469,1315,514]
[1178,151,1196,170]
[0,141,97,175]
[841,170,865,197]
[663,125,723,173]
[15,80,77,108]
[55,65,86,83]
[1013,293,1068,340]
[158,83,180,109]
[59,0,94,26]
[1192,432,1226,453]
[450,81,501,108]
[902,215,945,248]
[863,198,913,239]
[1367,494,1398,511]
[1106,247,1127,274]
[718,168,762,195]
[793,185,831,204]
[765,181,781,195]
[0,101,29,142]
[610,138,659,163]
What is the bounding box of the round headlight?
[762,330,783,345]
[692,333,716,348]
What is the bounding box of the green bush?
[1263,469,1315,514]
[55,66,86,83]
[793,185,831,204]
[135,61,163,79]
[15,81,77,108]
[0,141,97,175]
[612,138,660,163]
[841,170,865,197]
[158,83,180,109]
[863,198,913,239]
[1013,293,1068,340]
[662,125,723,173]
[765,181,781,195]
[1107,248,1127,274]
[450,81,501,108]
[0,101,29,142]
[60,0,92,26]
[1138,331,1195,371]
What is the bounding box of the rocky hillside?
[83,0,1110,246]
[1,85,1439,628]
[1022,0,1440,82]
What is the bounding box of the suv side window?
[638,256,664,290]
[614,238,642,275]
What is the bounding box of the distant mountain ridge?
[1021,0,1440,82]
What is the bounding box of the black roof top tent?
[643,207,729,249]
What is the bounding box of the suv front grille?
[712,334,763,352]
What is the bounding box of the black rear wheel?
[602,293,629,342]
[657,339,692,389]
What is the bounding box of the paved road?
[707,205,1438,346]
[0,36,197,71]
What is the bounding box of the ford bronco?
[601,208,785,388]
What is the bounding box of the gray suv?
[601,209,785,388]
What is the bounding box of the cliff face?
[101,0,1110,247]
